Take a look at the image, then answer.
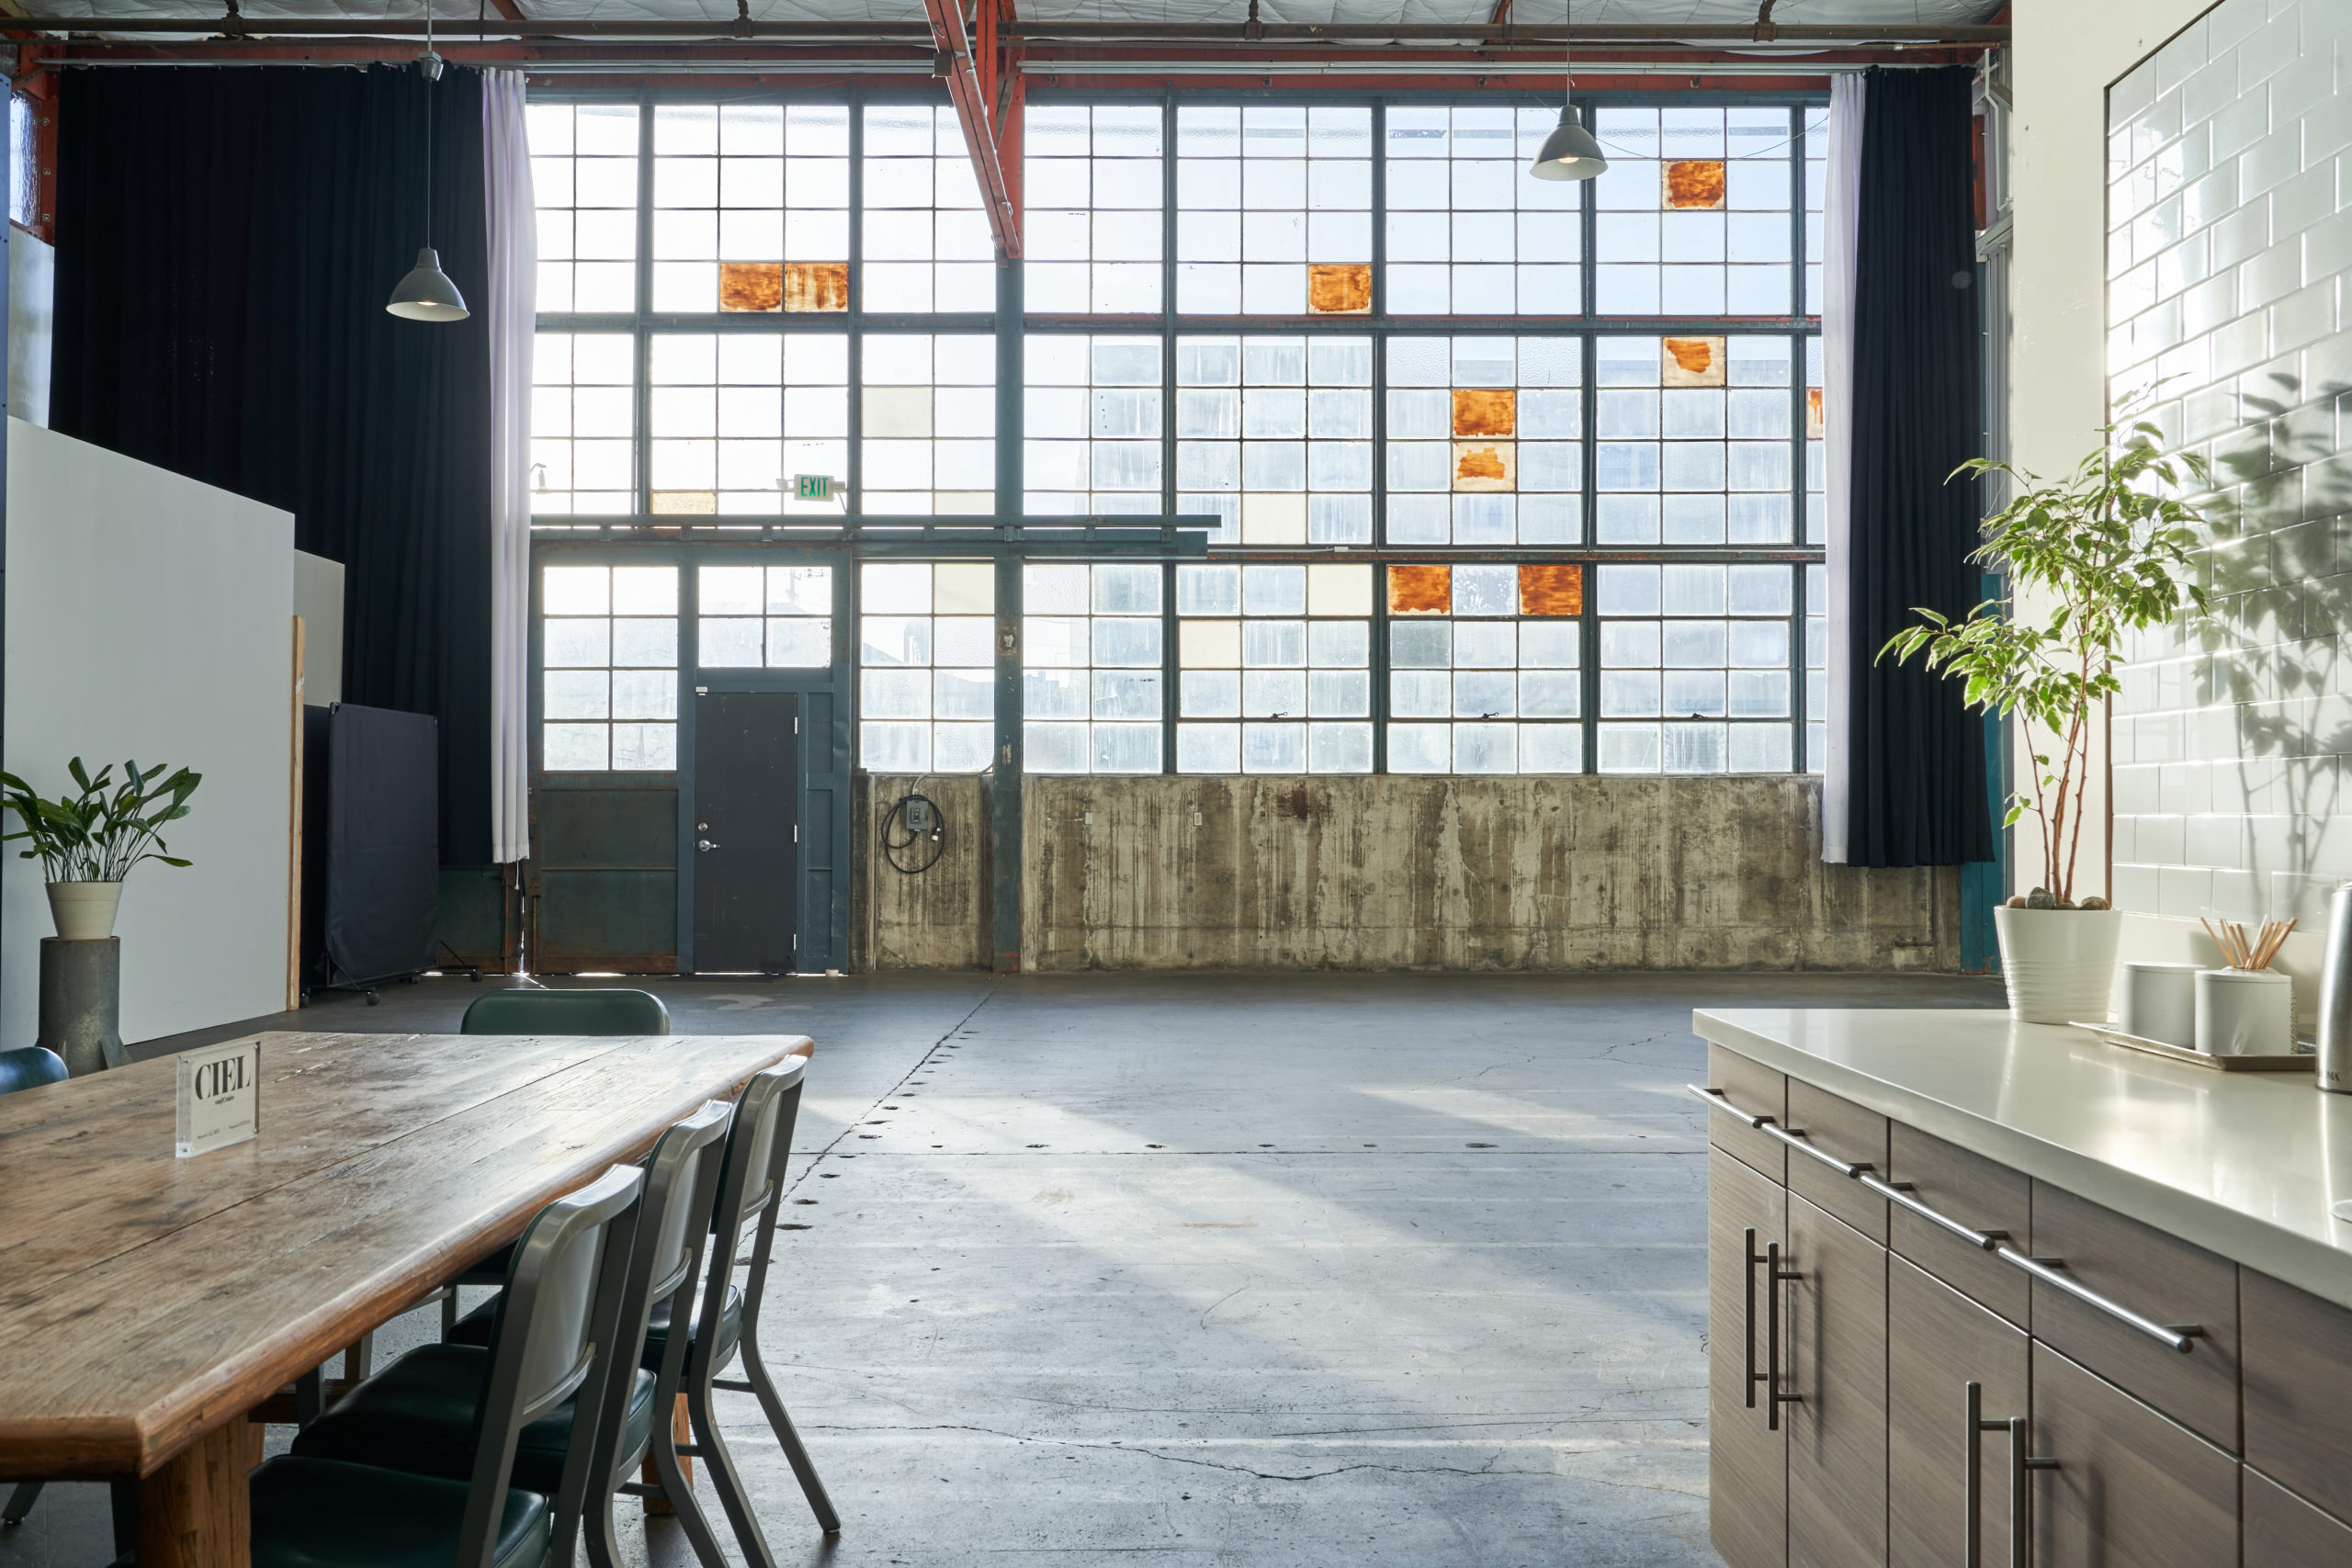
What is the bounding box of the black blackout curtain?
[1840,66,1996,868]
[51,66,493,864]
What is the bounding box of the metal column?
[991,258,1024,973]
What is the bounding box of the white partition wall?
[3,419,295,1051]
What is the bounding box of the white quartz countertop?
[1696,1007,2352,1311]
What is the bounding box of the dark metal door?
[691,691,799,973]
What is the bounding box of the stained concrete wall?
[851,772,1959,972]
[854,773,992,970]
[1025,775,1957,971]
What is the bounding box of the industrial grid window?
[527,93,1825,779]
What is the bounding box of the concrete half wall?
[858,773,1959,973]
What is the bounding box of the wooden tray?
[2068,1021,2315,1072]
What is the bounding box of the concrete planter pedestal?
[37,937,122,1077]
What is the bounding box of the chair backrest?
[729,1059,810,1338]
[582,1099,734,1490]
[461,1163,644,1568]
[460,988,671,1036]
[690,1058,808,1377]
[0,1047,67,1096]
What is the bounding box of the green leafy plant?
[0,758,202,883]
[1879,424,2211,906]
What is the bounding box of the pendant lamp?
[388,14,469,321]
[1528,0,1606,181]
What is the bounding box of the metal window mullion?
[1580,333,1600,773]
[1372,559,1390,774]
[848,90,865,517]
[1371,123,1390,559]
[1790,547,1807,775]
[1791,103,1810,327]
[1369,101,1388,774]
[1162,558,1179,773]
[1163,91,1179,523]
[1578,97,1597,329]
[633,93,655,516]
[1790,102,1811,774]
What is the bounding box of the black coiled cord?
[879,792,945,874]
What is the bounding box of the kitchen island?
[1696,1007,2352,1568]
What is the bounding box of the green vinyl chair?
[439,987,673,1336]
[293,1100,736,1568]
[452,1061,839,1559]
[460,988,672,1037]
[250,1160,646,1568]
[0,1048,71,1530]
[0,1046,65,1099]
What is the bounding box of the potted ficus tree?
[0,758,203,940]
[1882,424,2211,1024]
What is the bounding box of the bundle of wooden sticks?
[2200,916,2296,972]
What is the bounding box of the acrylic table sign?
[175,1038,261,1157]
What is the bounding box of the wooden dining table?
[0,1028,810,1568]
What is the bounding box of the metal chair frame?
[248,1160,645,1568]
[641,1059,840,1562]
[579,1100,735,1568]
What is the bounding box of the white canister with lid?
[2194,968,2294,1056]
[2119,961,2204,1047]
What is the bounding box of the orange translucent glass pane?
[1306,263,1372,313]
[784,261,850,312]
[1387,564,1450,616]
[719,262,785,312]
[1664,160,1727,209]
[1452,442,1514,491]
[1663,336,1726,387]
[1806,386,1825,439]
[1452,388,1515,437]
[1519,563,1582,616]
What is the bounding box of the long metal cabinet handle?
[1997,1248,2199,1354]
[1764,1240,1803,1430]
[1963,1382,2024,1568]
[2011,1416,2059,1564]
[1742,1225,1762,1410]
[1688,1084,2201,1355]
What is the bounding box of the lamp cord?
[422,2,435,247]
[1563,0,1574,113]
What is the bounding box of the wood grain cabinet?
[1706,1047,2352,1567]
[2245,1465,2352,1566]
[2027,1342,2238,1568]
[1709,1146,1787,1568]
[1887,1257,2027,1568]
[1783,1195,1886,1568]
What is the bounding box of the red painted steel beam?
[924,0,1021,260]
[490,0,528,20]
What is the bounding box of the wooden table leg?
[641,1395,692,1516]
[137,1424,253,1568]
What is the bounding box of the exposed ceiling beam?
[923,0,1021,260]
[490,0,527,22]
[0,15,2009,44]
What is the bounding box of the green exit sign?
[793,474,836,502]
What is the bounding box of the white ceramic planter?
[1994,905,2123,1025]
[46,880,123,942]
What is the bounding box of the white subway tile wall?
[2106,0,2352,921]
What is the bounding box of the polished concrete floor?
[5,968,2004,1568]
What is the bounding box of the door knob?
[697,839,719,852]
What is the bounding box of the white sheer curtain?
[1820,73,1865,864]
[483,70,535,864]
